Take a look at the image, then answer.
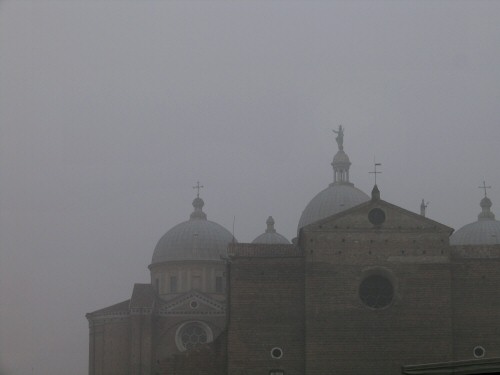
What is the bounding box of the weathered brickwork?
[160,337,226,375]
[88,319,131,375]
[451,245,500,361]
[87,300,131,375]
[227,244,305,375]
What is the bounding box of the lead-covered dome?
[151,196,235,264]
[450,194,500,246]
[298,126,369,230]
[252,216,290,244]
[298,183,370,229]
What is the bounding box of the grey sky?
[1,1,500,374]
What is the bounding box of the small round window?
[271,347,283,359]
[368,208,386,225]
[359,275,393,309]
[473,346,485,358]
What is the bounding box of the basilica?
[87,128,500,375]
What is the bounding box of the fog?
[1,1,500,374]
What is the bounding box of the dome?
[298,183,369,229]
[151,197,235,264]
[298,126,369,230]
[252,216,290,245]
[450,195,500,245]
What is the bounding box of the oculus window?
[175,322,213,351]
[359,275,393,308]
[368,208,386,225]
[474,346,485,358]
[271,347,284,359]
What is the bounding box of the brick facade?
[227,244,305,375]
[88,196,500,375]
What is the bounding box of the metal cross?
[193,181,204,198]
[478,180,491,197]
[369,161,382,185]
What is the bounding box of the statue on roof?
[332,125,344,151]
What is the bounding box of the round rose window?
[359,275,393,309]
[175,322,213,351]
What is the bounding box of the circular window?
[175,322,213,351]
[368,208,386,225]
[473,346,485,358]
[189,300,199,309]
[359,275,393,309]
[271,347,283,359]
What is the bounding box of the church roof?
[252,216,290,244]
[130,283,156,309]
[298,126,369,230]
[86,299,130,319]
[450,194,500,246]
[151,195,236,264]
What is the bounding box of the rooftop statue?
[332,125,344,151]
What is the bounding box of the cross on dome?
[193,181,204,198]
[479,180,491,197]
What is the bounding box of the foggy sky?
[1,1,500,374]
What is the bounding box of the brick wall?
[227,244,305,375]
[452,245,500,361]
[89,318,130,375]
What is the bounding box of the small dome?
[252,216,290,244]
[332,150,351,165]
[450,194,500,245]
[151,197,235,264]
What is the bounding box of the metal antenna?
[478,180,491,197]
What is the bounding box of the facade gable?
[301,198,453,234]
[299,196,453,265]
[158,290,225,317]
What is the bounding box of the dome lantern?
[298,126,369,230]
[265,216,276,233]
[331,125,352,185]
